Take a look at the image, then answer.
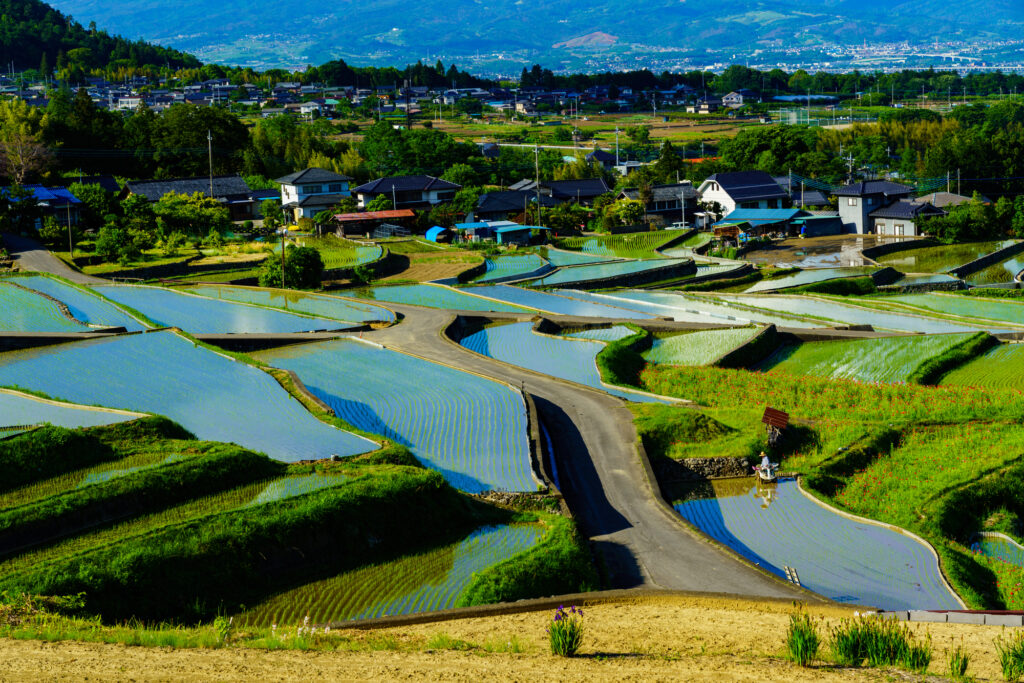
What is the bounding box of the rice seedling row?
[184,285,395,323]
[254,339,536,493]
[464,285,652,318]
[459,322,662,403]
[0,331,377,462]
[474,254,546,282]
[0,391,137,432]
[560,326,637,342]
[940,344,1024,389]
[10,276,148,331]
[605,290,821,328]
[744,268,876,293]
[757,333,976,384]
[643,327,761,366]
[349,284,532,312]
[245,474,350,507]
[237,524,543,626]
[675,479,961,610]
[92,285,348,333]
[965,255,1024,285]
[722,294,983,333]
[874,293,1024,327]
[543,248,610,266]
[529,258,689,287]
[557,232,681,259]
[875,240,1014,273]
[0,283,92,332]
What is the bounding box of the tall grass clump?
[948,643,971,682]
[829,617,930,673]
[996,630,1024,682]
[547,605,583,657]
[786,609,820,666]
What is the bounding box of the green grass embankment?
[594,324,651,388]
[906,332,998,385]
[458,514,597,606]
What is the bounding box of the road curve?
[3,234,106,284]
[363,304,808,600]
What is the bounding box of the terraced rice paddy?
[675,479,962,610]
[744,267,875,293]
[299,237,382,270]
[530,258,688,287]
[758,333,975,383]
[350,284,532,313]
[184,285,396,323]
[643,328,761,366]
[0,390,140,431]
[882,293,1024,326]
[660,233,713,258]
[459,322,662,403]
[475,254,547,282]
[93,285,348,333]
[558,232,681,259]
[940,343,1024,389]
[0,331,376,462]
[875,241,1014,273]
[254,339,535,493]
[561,326,636,342]
[543,248,610,266]
[246,474,350,507]
[892,274,960,287]
[10,276,148,331]
[604,291,820,328]
[723,294,984,333]
[971,535,1024,568]
[0,282,92,332]
[465,285,652,318]
[965,255,1024,285]
[237,524,543,626]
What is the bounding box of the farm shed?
[792,215,843,238]
[332,209,416,237]
[496,224,549,246]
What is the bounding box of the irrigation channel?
[0,257,992,613]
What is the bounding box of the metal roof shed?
[425,226,449,242]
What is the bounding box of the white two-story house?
[275,168,353,222]
[697,171,788,217]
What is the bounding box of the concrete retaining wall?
[541,258,696,291]
[878,280,966,294]
[712,324,780,369]
[869,267,904,286]
[950,240,1024,278]
[861,238,938,263]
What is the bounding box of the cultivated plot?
[675,479,962,610]
[10,276,148,331]
[965,255,1024,285]
[529,258,689,287]
[0,331,376,461]
[255,339,536,493]
[561,325,637,342]
[544,248,611,266]
[350,284,532,313]
[757,333,976,383]
[643,328,761,366]
[0,282,92,332]
[184,285,396,323]
[93,285,347,333]
[465,285,652,319]
[475,254,546,283]
[875,241,1014,273]
[607,290,821,328]
[883,292,1024,326]
[940,343,1024,390]
[744,267,876,293]
[237,524,543,626]
[722,294,987,333]
[460,321,662,403]
[0,389,140,431]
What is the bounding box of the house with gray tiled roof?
[697,171,787,216]
[352,175,461,209]
[125,175,261,221]
[869,199,945,237]
[618,182,698,224]
[275,168,353,222]
[833,180,914,234]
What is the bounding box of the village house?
[697,171,788,216]
[352,175,461,210]
[833,180,914,234]
[124,175,263,222]
[275,168,353,222]
[618,182,698,224]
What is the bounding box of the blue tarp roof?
[3,185,82,205]
[425,226,448,241]
[715,208,805,227]
[494,224,550,233]
[453,221,490,231]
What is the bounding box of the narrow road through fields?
[2,234,105,284]
[363,304,807,599]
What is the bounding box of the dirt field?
[1,595,1014,681]
[381,251,484,282]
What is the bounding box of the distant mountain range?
[49,0,1024,72]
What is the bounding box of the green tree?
[153,192,230,235]
[68,182,117,231]
[258,245,323,289]
[0,99,51,183]
[441,163,478,187]
[609,199,645,226]
[365,195,393,211]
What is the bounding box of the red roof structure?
[333,209,416,223]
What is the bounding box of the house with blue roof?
[713,208,809,236]
[3,185,83,229]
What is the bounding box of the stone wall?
[860,237,937,263]
[950,240,1024,278]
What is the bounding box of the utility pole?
[207,130,214,198]
[66,202,73,258]
[615,127,620,166]
[280,227,287,290]
[957,168,961,196]
[534,145,542,227]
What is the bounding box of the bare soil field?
[381,251,484,282]
[0,594,1013,681]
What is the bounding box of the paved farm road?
[364,304,808,599]
[3,234,106,284]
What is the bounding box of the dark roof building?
[73,175,121,194]
[274,168,353,184]
[508,178,611,205]
[912,191,991,209]
[352,175,461,209]
[868,199,945,237]
[834,180,915,235]
[698,171,787,213]
[773,175,830,208]
[126,175,253,202]
[833,180,913,198]
[475,190,559,220]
